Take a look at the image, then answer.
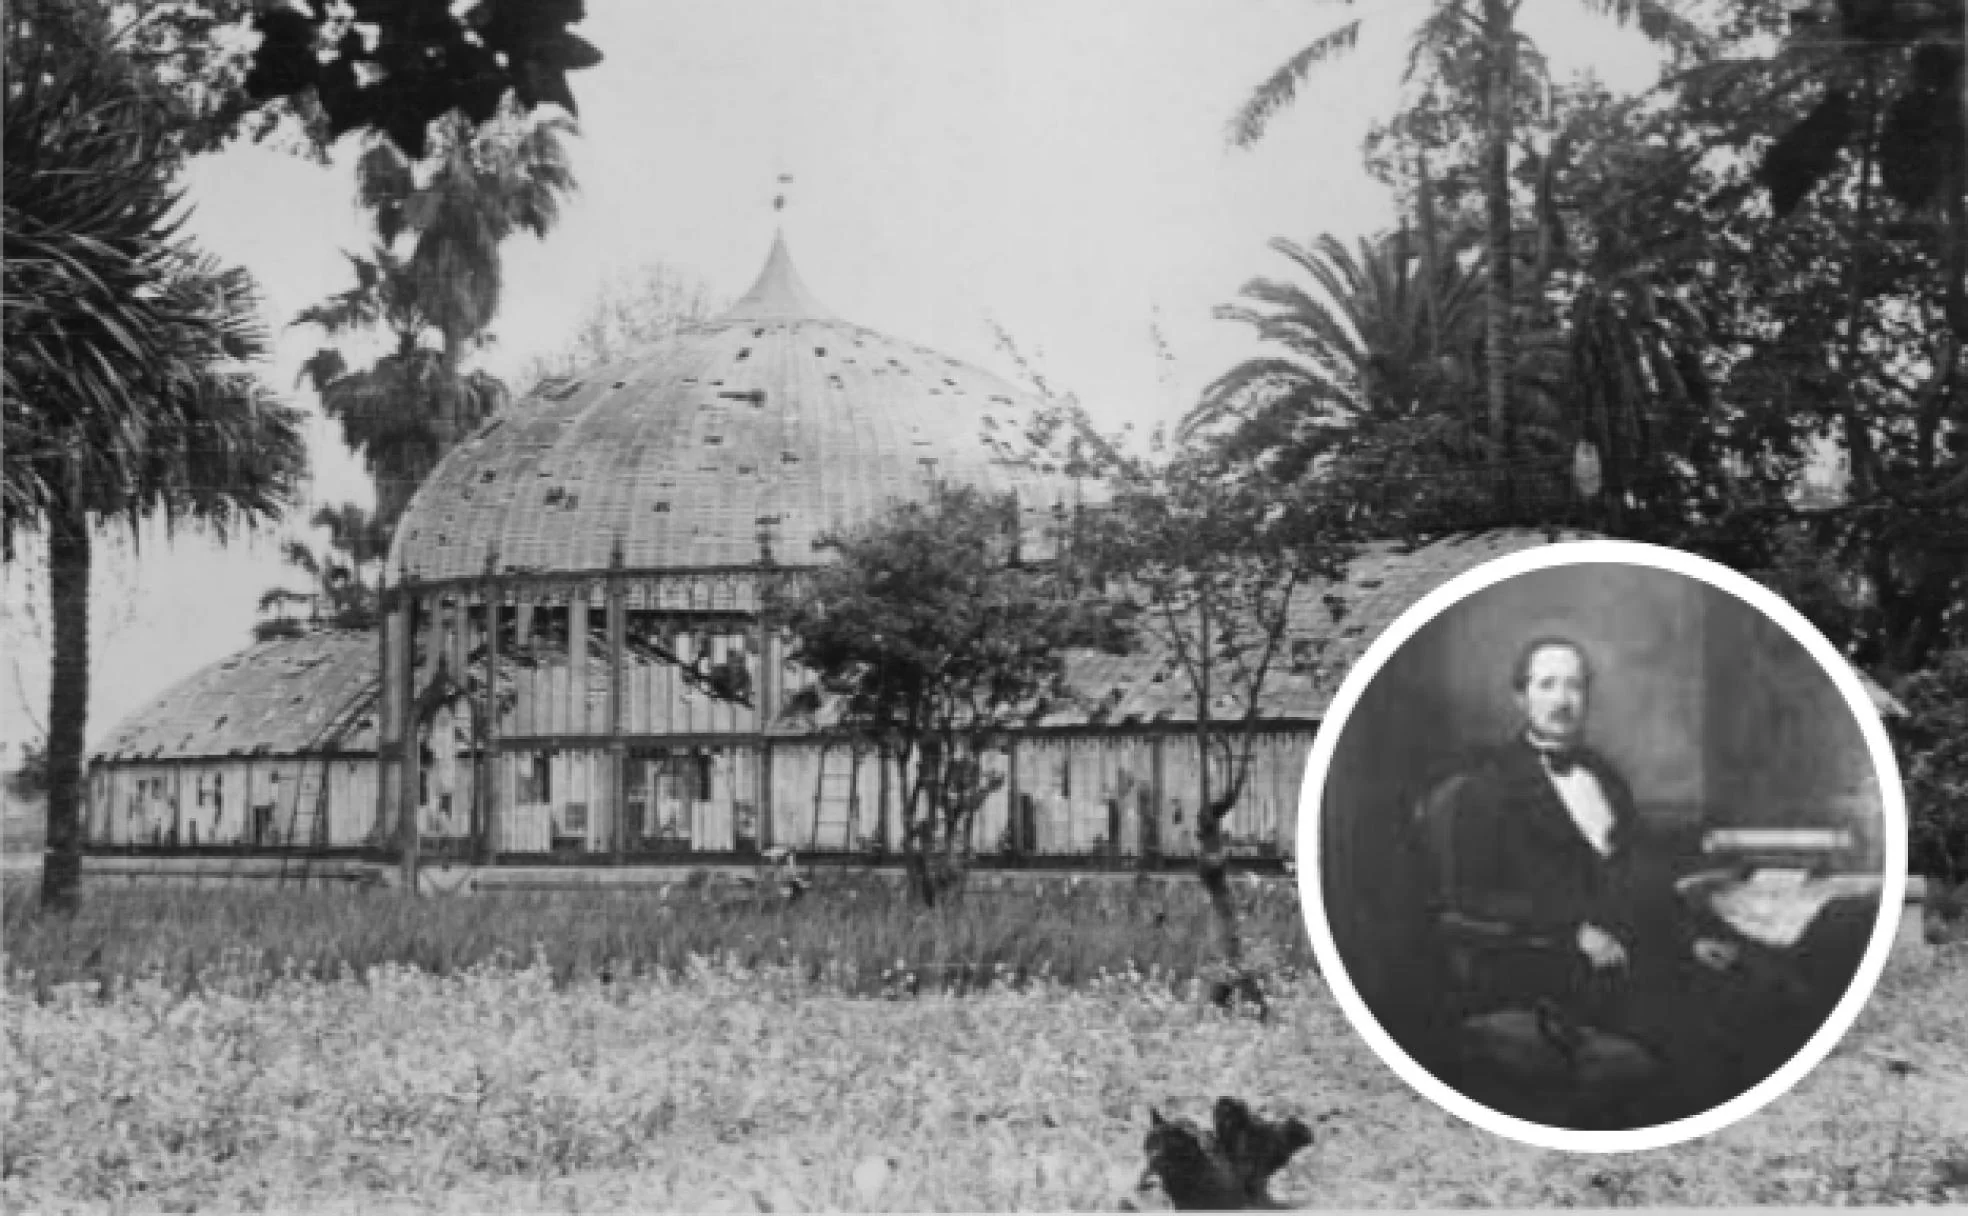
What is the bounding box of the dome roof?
[389,235,1080,584]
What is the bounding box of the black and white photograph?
[1307,551,1903,1141]
[4,0,1966,1210]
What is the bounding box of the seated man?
[1431,636,1774,1117]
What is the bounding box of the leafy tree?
[1332,29,1962,672]
[1626,11,1966,673]
[243,0,603,158]
[298,108,577,531]
[4,0,331,161]
[4,19,307,912]
[1230,0,1707,513]
[1896,647,1968,892]
[772,484,1100,905]
[516,260,721,388]
[6,741,48,803]
[1732,0,1964,222]
[1099,450,1353,1008]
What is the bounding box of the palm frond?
[1228,20,1364,148]
[1574,0,1712,62]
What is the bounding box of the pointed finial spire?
[720,228,838,323]
[773,172,793,215]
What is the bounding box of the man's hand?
[1693,937,1740,971]
[1577,923,1628,970]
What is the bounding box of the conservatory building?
[86,236,1888,885]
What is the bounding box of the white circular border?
[1294,539,1910,1155]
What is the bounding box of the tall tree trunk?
[1841,60,1882,502]
[1482,0,1518,517]
[904,745,936,906]
[1193,589,1246,996]
[433,330,464,459]
[39,505,90,914]
[1920,137,1967,474]
[1416,150,1445,360]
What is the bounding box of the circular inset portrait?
[1297,541,1907,1153]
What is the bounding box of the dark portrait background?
[1317,562,1886,1027]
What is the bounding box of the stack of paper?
[1700,870,1883,948]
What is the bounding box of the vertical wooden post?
[514,592,533,736]
[754,575,776,854]
[607,544,626,860]
[399,584,422,894]
[1005,741,1021,857]
[1150,733,1166,870]
[377,579,396,851]
[570,594,590,740]
[449,595,468,689]
[479,553,501,864]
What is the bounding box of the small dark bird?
[1142,1098,1313,1210]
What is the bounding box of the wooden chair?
[1408,772,1662,1127]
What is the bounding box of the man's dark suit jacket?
[1441,737,1726,991]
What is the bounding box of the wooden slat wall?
[1156,736,1203,858]
[972,748,1011,854]
[496,747,608,852]
[503,622,764,739]
[82,729,1316,860]
[325,758,378,845]
[379,757,401,847]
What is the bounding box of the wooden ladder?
[808,748,861,850]
[277,759,333,889]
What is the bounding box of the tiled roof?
[92,630,379,762]
[1041,527,1596,727]
[388,237,1085,584]
[777,528,1596,731]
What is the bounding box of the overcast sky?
[0,0,1665,756]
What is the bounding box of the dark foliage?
[1897,648,1968,888]
[245,0,602,158]
[1752,0,1965,217]
[1142,1099,1313,1211]
[6,743,48,801]
[1761,86,1856,218]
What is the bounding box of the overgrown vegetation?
[0,876,1313,1002]
[3,910,1961,1212]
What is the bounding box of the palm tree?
[299,106,577,531]
[1545,137,1718,536]
[1229,0,1707,512]
[310,501,393,584]
[296,248,511,529]
[4,26,308,912]
[1186,230,1500,522]
[255,503,391,639]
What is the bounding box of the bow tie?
[1537,748,1582,776]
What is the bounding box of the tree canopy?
[244,0,603,159]
[772,484,1111,903]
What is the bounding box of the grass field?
[0,876,1315,1001]
[4,880,1966,1212]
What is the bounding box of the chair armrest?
[1438,909,1561,953]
